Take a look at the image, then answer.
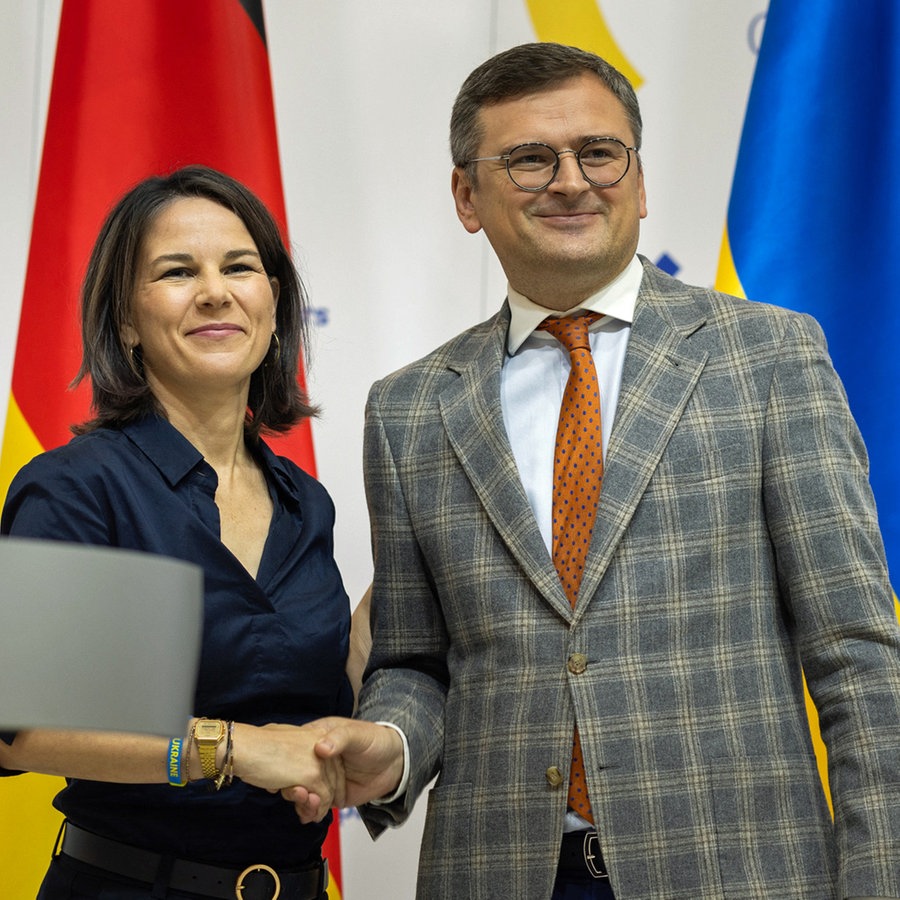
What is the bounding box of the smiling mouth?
[533,210,603,229]
[534,204,603,217]
[540,211,596,218]
[187,324,244,336]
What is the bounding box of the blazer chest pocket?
[647,436,757,490]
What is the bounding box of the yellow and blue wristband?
[167,736,188,787]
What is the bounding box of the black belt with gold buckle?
[558,831,610,880]
[59,821,326,899]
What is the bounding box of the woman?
[0,165,365,899]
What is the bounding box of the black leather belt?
[558,831,610,880]
[59,821,326,900]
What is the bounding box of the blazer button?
[546,766,564,788]
[567,653,588,675]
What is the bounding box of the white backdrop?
[0,2,765,896]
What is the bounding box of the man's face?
[452,73,647,309]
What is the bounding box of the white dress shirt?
[502,255,641,552]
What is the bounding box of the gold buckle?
[235,863,281,899]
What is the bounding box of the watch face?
[196,720,225,741]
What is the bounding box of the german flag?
[0,1,341,895]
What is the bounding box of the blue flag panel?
[727,1,900,580]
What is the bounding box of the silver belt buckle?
[582,832,608,880]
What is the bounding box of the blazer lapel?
[438,306,574,620]
[575,266,711,618]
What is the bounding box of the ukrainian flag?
[718,1,900,584]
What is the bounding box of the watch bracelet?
[190,718,236,787]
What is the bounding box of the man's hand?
[280,718,405,820]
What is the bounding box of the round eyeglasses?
[465,137,638,192]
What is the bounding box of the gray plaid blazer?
[357,259,900,899]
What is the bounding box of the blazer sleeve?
[762,313,900,896]
[355,382,449,834]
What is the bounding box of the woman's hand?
[232,721,344,822]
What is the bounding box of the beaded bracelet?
[183,719,197,784]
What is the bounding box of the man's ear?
[451,167,483,235]
[637,167,648,220]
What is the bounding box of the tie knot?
[536,312,602,353]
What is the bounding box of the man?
[300,43,900,899]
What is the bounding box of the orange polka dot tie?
[537,312,603,824]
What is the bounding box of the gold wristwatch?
[194,718,226,781]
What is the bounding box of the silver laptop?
[0,537,203,736]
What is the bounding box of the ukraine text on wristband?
[167,736,187,787]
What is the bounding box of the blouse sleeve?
[1,451,112,545]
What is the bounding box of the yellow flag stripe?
[0,392,44,505]
[713,225,746,299]
[525,0,643,89]
[0,776,65,895]
[326,874,343,899]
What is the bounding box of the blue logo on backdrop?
[748,12,766,55]
[306,307,330,327]
[654,253,680,277]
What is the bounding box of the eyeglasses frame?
[465,136,639,192]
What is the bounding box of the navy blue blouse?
[0,415,352,867]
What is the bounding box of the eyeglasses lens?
[506,139,629,190]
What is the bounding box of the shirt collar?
[122,415,204,486]
[506,254,643,354]
[257,440,303,507]
[121,414,301,506]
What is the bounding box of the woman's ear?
[269,278,280,329]
[120,322,138,350]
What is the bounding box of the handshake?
[233,717,405,822]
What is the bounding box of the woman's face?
[124,197,279,407]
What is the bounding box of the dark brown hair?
[73,165,317,438]
[450,43,643,182]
